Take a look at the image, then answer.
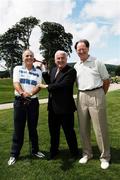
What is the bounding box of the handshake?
[37,83,48,89]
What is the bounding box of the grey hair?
[54,50,68,58]
[22,49,34,59]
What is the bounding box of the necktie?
[55,69,60,78]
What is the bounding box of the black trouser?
[48,110,78,157]
[10,97,39,157]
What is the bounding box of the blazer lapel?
[51,65,69,82]
[51,67,57,83]
[55,65,69,82]
[55,70,62,82]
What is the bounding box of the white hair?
[22,49,34,59]
[54,50,68,58]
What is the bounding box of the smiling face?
[76,42,89,62]
[22,50,34,70]
[54,50,67,70]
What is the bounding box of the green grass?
[0,78,14,104]
[0,91,120,180]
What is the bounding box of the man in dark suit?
[39,50,79,159]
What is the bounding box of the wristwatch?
[20,92,24,96]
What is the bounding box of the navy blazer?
[42,65,76,114]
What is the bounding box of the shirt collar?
[22,65,36,71]
[78,55,96,64]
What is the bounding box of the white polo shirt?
[13,65,42,98]
[74,56,109,91]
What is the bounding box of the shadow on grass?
[18,150,47,161]
[43,146,120,170]
[110,147,120,164]
[87,146,120,164]
[17,150,78,170]
[16,146,120,169]
[44,148,82,171]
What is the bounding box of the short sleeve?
[36,69,42,84]
[96,61,109,80]
[13,66,20,83]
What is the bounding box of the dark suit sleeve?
[42,71,50,84]
[48,68,76,91]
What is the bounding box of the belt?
[79,86,102,92]
[15,96,38,100]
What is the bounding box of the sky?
[0,0,120,71]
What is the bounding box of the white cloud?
[80,0,120,35]
[80,0,120,19]
[0,0,76,34]
[75,22,108,46]
[103,58,120,65]
[0,60,7,71]
[29,26,43,60]
[111,21,120,35]
[63,21,109,50]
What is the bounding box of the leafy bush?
[0,70,10,78]
[110,76,120,83]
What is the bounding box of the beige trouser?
[77,88,111,161]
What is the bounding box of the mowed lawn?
[0,90,120,180]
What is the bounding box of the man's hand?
[103,79,110,94]
[22,92,31,97]
[40,63,48,72]
[38,83,48,89]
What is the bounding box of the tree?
[39,22,73,68]
[115,65,120,76]
[0,16,40,77]
[0,28,23,77]
[15,16,40,49]
[105,64,118,76]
